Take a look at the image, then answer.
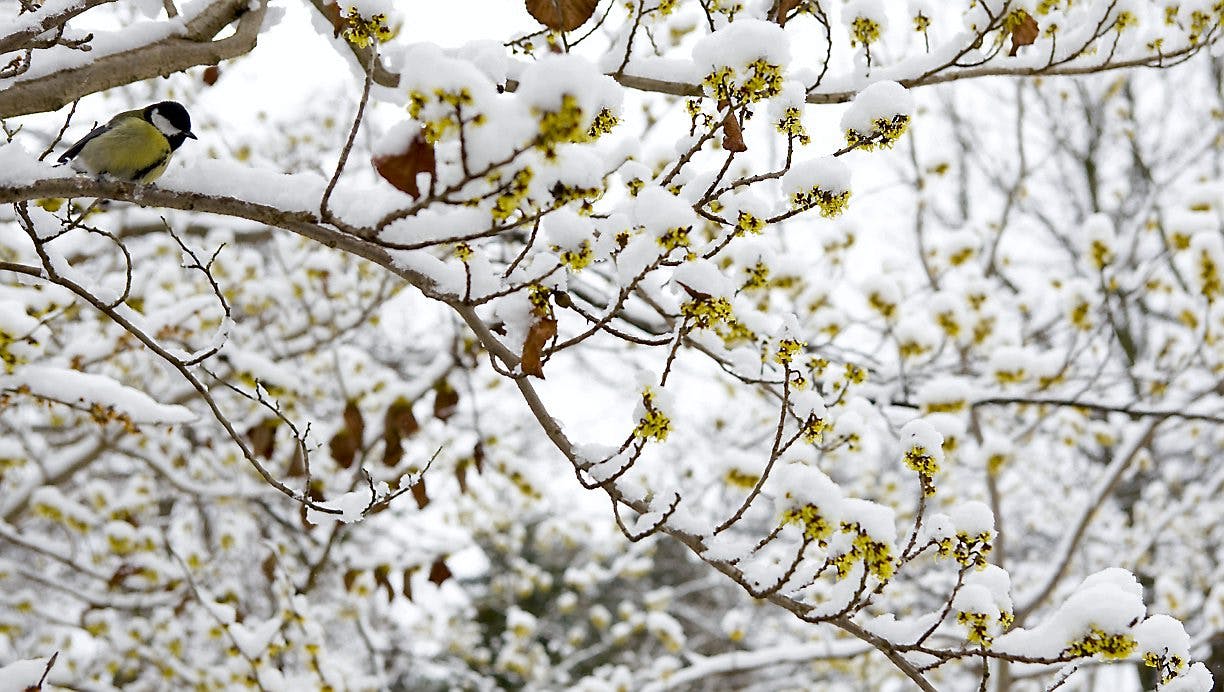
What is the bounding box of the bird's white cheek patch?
[151,112,178,136]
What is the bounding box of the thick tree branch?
[0,0,266,118]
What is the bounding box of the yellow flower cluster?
[342,7,393,48]
[936,530,993,568]
[633,387,672,442]
[845,115,911,151]
[903,444,939,496]
[536,96,619,158]
[775,107,811,145]
[1063,627,1137,660]
[702,58,785,105]
[781,504,834,543]
[790,185,851,218]
[681,296,734,329]
[849,16,882,46]
[492,168,534,222]
[834,526,895,581]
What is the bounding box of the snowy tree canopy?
[2,0,1224,690]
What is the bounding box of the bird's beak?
[185,131,198,140]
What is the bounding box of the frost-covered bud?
[544,209,595,271]
[1186,233,1224,302]
[995,568,1145,661]
[953,566,1014,646]
[861,275,901,322]
[674,259,736,329]
[894,315,938,360]
[1082,213,1118,270]
[30,487,95,534]
[517,55,622,156]
[1135,614,1192,685]
[770,463,844,543]
[633,187,700,254]
[0,301,41,374]
[632,383,674,443]
[1061,278,1098,331]
[693,20,791,104]
[841,81,914,150]
[782,157,851,217]
[917,377,972,414]
[843,0,889,48]
[791,389,828,443]
[987,345,1031,386]
[339,0,396,48]
[932,501,995,568]
[899,419,944,495]
[835,498,897,581]
[954,584,1002,645]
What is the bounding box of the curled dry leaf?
[524,0,598,32]
[246,417,279,460]
[373,131,436,199]
[343,399,365,446]
[774,0,801,27]
[329,428,359,468]
[1010,11,1039,56]
[721,110,748,153]
[432,379,459,421]
[428,557,452,586]
[521,316,557,378]
[321,1,343,37]
[410,477,429,509]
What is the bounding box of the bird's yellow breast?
[72,117,172,183]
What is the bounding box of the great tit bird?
[57,101,197,183]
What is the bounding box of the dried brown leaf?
[1010,11,1039,56]
[373,132,436,199]
[520,316,557,378]
[775,0,801,26]
[402,567,418,600]
[322,1,343,37]
[722,110,747,153]
[342,399,365,447]
[246,418,278,460]
[524,0,597,31]
[411,478,429,509]
[382,432,403,468]
[329,428,358,469]
[427,557,452,586]
[373,564,394,602]
[384,397,419,437]
[432,379,459,421]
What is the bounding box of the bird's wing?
[56,110,140,165]
[56,122,110,164]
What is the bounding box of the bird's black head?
[145,101,197,151]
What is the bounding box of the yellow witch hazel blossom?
[994,569,1152,664]
[843,0,888,48]
[840,81,915,151]
[632,383,674,442]
[927,501,995,569]
[515,55,622,157]
[339,0,396,48]
[782,156,852,217]
[692,19,791,105]
[833,499,897,581]
[770,463,844,545]
[899,419,944,496]
[951,566,1014,647]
